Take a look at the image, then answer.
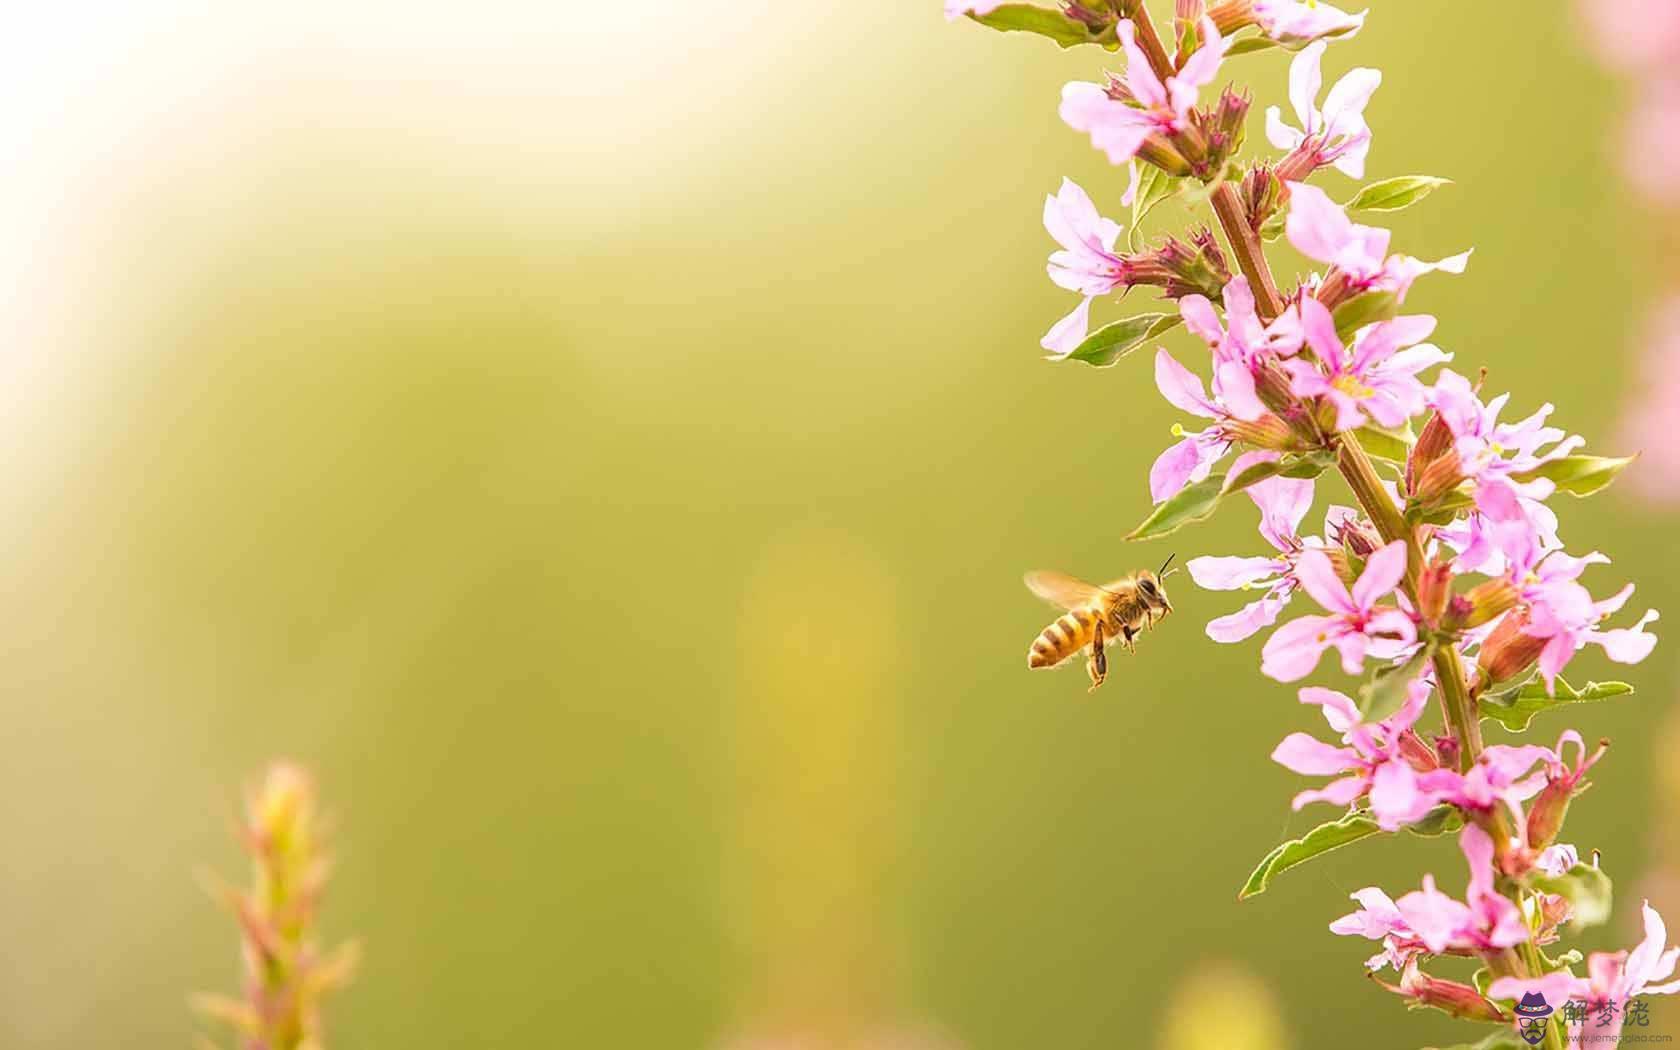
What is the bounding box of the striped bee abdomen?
[1027,605,1098,669]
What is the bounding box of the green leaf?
[1258,210,1286,242]
[1405,805,1464,838]
[1051,313,1182,367]
[1427,1031,1529,1050]
[1471,967,1493,998]
[1356,425,1414,465]
[1480,677,1634,732]
[1511,454,1638,498]
[1358,644,1434,723]
[1130,166,1181,232]
[1125,451,1335,541]
[1225,33,1279,56]
[969,4,1095,48]
[1532,863,1613,929]
[1346,175,1453,214]
[1240,811,1382,900]
[1332,290,1399,341]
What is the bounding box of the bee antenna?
[1158,552,1179,579]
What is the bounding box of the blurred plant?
[194,762,357,1050]
[1575,0,1680,501]
[952,2,1671,1046]
[1155,961,1288,1050]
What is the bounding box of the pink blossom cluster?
[954,2,1668,1044]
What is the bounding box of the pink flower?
[1179,275,1304,367]
[1284,299,1447,431]
[1536,843,1580,877]
[1524,582,1659,692]
[944,0,1005,21]
[1265,41,1380,178]
[1040,178,1128,354]
[1060,17,1229,165]
[1260,539,1416,681]
[1624,76,1680,203]
[1576,0,1680,73]
[1285,182,1470,300]
[1615,297,1680,500]
[1148,350,1268,502]
[1253,0,1366,47]
[1332,826,1528,961]
[1425,369,1581,570]
[1489,901,1680,1048]
[1187,464,1321,642]
[1413,739,1554,825]
[1271,677,1441,829]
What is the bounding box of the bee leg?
[1086,622,1107,692]
[1121,624,1137,654]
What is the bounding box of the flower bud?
[1526,738,1609,850]
[1200,87,1251,171]
[1476,608,1545,686]
[1378,961,1510,1024]
[1433,734,1461,771]
[1397,729,1441,773]
[1063,2,1115,29]
[1312,267,1353,311]
[1225,413,1302,452]
[1450,578,1519,631]
[1252,357,1300,417]
[1411,449,1467,508]
[1406,409,1455,495]
[1136,227,1232,300]
[1135,134,1194,178]
[1333,514,1384,560]
[1206,0,1255,35]
[1416,558,1452,628]
[1241,162,1282,231]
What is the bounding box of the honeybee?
[1024,556,1177,692]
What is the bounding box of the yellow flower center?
[1332,373,1375,401]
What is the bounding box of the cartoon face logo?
[1513,991,1554,1046]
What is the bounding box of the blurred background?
[0,2,1672,1047]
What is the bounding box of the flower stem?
[1206,180,1485,772]
[1209,184,1285,317]
[1125,1,1179,82]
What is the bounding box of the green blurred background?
[0,3,1673,1047]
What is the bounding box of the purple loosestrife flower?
[1285,182,1470,300]
[1252,0,1366,46]
[1260,539,1416,681]
[1271,678,1442,828]
[1180,275,1304,366]
[1285,299,1447,431]
[943,0,1005,20]
[1149,351,1272,502]
[1186,466,1325,641]
[1331,826,1529,963]
[1040,178,1128,354]
[1523,582,1659,692]
[1266,41,1380,179]
[1423,369,1581,571]
[1060,17,1229,165]
[1490,902,1680,1049]
[1414,740,1554,824]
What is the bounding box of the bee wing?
[1023,570,1104,611]
[1099,575,1139,593]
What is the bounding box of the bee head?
[1141,554,1178,613]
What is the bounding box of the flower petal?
[1293,548,1356,614]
